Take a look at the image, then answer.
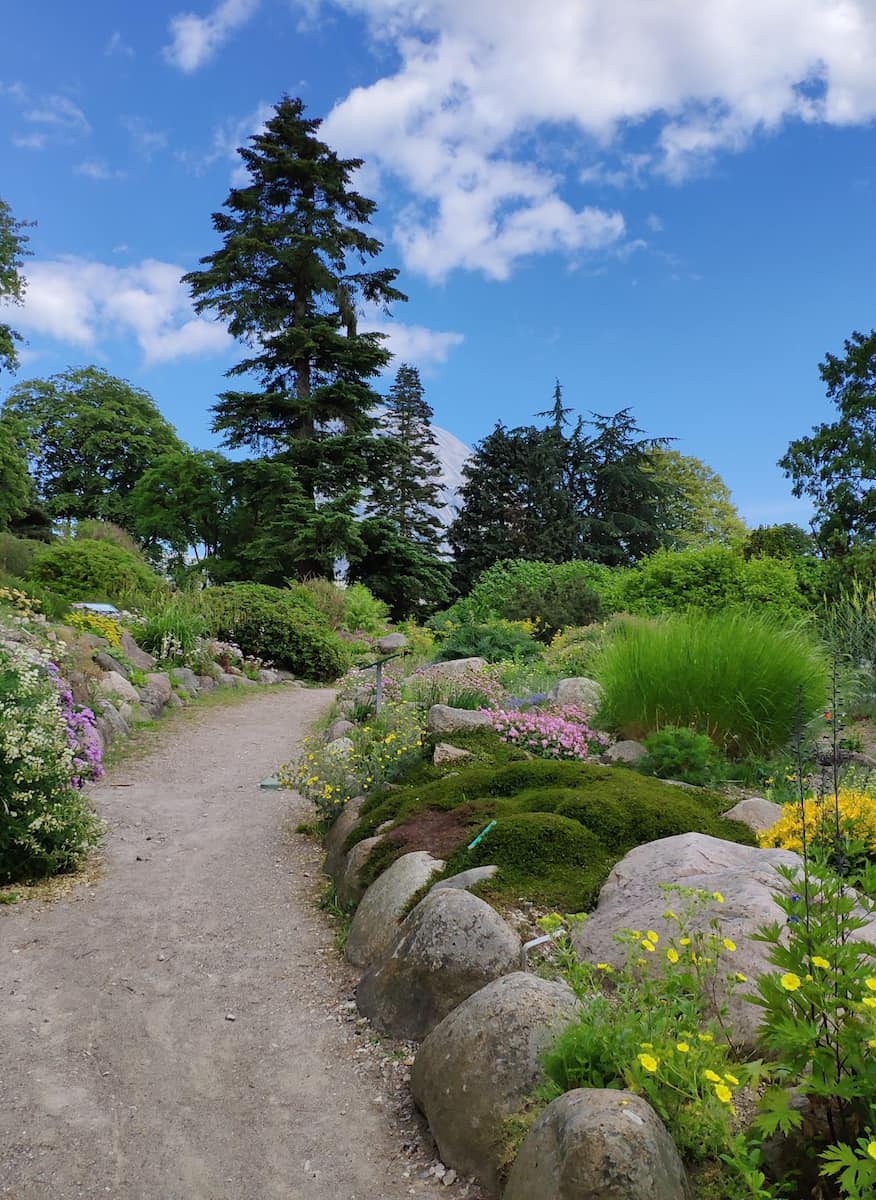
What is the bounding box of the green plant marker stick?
[467,819,496,850]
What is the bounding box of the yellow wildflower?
[646,930,659,944]
[866,978,876,991]
[676,1042,690,1053]
[722,938,736,953]
[811,957,830,970]
[680,937,691,946]
[641,939,656,952]
[712,892,724,904]
[723,1073,740,1086]
[666,948,679,965]
[704,1070,722,1083]
[869,1143,876,1162]
[781,973,802,991]
[637,1053,659,1073]
[714,1084,733,1104]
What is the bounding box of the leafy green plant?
[434,618,541,663]
[640,726,722,787]
[0,530,41,577]
[298,577,346,629]
[342,582,390,635]
[204,582,350,680]
[0,572,70,620]
[594,609,829,758]
[137,594,209,661]
[28,539,164,604]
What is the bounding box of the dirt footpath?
[0,688,463,1200]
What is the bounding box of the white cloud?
[363,315,463,367]
[645,214,664,233]
[105,31,134,57]
[76,160,125,181]
[24,94,90,135]
[164,0,260,72]
[12,132,47,150]
[311,0,876,278]
[122,116,168,160]
[5,257,231,365]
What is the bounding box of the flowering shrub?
[486,704,609,761]
[66,609,124,649]
[759,789,876,860]
[281,701,424,821]
[541,890,752,1164]
[0,644,101,882]
[404,663,506,711]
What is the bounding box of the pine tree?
[367,364,444,547]
[184,96,406,575]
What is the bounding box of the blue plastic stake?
[467,819,496,851]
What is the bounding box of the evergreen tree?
[349,517,451,620]
[184,96,406,575]
[367,364,444,547]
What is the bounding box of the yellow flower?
[869,1143,876,1162]
[646,930,659,944]
[712,892,724,904]
[697,1033,714,1043]
[869,1040,876,1049]
[639,1042,653,1050]
[714,1084,733,1104]
[641,939,656,952]
[663,909,678,921]
[723,1073,740,1086]
[637,1053,659,1073]
[811,956,830,970]
[676,1042,690,1053]
[666,948,679,964]
[680,937,691,946]
[735,972,747,983]
[722,938,736,953]
[863,997,876,1009]
[596,963,612,972]
[704,1070,722,1083]
[781,973,802,992]
[866,978,876,991]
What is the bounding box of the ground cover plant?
[594,608,829,757]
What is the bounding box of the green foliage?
[137,594,210,661]
[342,582,389,634]
[594,609,829,757]
[28,538,164,604]
[435,618,541,663]
[3,366,184,527]
[615,545,806,621]
[640,726,722,787]
[645,446,747,550]
[0,195,30,375]
[543,621,611,679]
[74,519,146,558]
[203,582,350,679]
[185,96,405,576]
[461,558,620,622]
[743,523,813,560]
[0,645,100,883]
[0,531,40,577]
[0,415,32,528]
[349,515,452,620]
[0,572,69,620]
[128,448,228,559]
[780,329,876,556]
[299,578,347,629]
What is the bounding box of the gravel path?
[0,688,463,1200]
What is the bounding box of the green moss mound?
[204,582,351,680]
[353,749,754,912]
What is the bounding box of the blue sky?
[2,0,876,527]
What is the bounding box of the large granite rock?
[433,742,474,766]
[120,630,156,671]
[346,851,445,968]
[432,865,498,892]
[196,674,217,693]
[324,795,367,883]
[327,718,355,743]
[95,650,129,677]
[171,667,200,695]
[426,705,492,735]
[411,972,579,1194]
[602,739,647,765]
[376,632,408,654]
[722,796,783,834]
[572,833,802,1049]
[356,888,521,1041]
[337,835,384,908]
[139,671,173,717]
[549,677,603,710]
[97,670,140,705]
[96,702,129,743]
[504,1089,692,1200]
[429,657,488,677]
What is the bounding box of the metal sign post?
[359,650,406,715]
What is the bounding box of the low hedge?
[203,582,350,680]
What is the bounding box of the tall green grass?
[594,609,829,758]
[137,593,210,658]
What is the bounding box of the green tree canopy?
[184,95,406,575]
[128,449,229,559]
[0,415,32,529]
[780,329,876,556]
[743,523,813,560]
[2,366,183,528]
[0,196,30,376]
[646,447,746,550]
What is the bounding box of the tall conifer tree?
[184,96,406,574]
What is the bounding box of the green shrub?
[298,577,346,629]
[435,618,541,663]
[0,531,41,578]
[594,609,829,757]
[74,519,145,559]
[639,726,722,787]
[28,539,163,604]
[204,582,350,679]
[342,582,390,635]
[464,559,619,621]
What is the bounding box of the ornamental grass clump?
[594,609,829,757]
[486,704,609,761]
[0,644,102,883]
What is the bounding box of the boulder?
[96,703,129,743]
[69,669,93,708]
[257,668,280,685]
[411,972,579,1193]
[323,795,368,883]
[139,671,174,717]
[327,718,356,742]
[572,833,802,1048]
[217,672,239,687]
[432,865,498,892]
[722,796,783,834]
[376,632,408,654]
[549,677,603,710]
[602,739,647,765]
[94,650,129,677]
[346,851,445,967]
[326,735,354,762]
[337,835,385,908]
[97,670,140,706]
[426,705,492,735]
[433,742,474,766]
[504,1089,692,1200]
[171,667,200,695]
[120,631,156,671]
[356,888,521,1041]
[196,674,217,693]
[429,657,488,677]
